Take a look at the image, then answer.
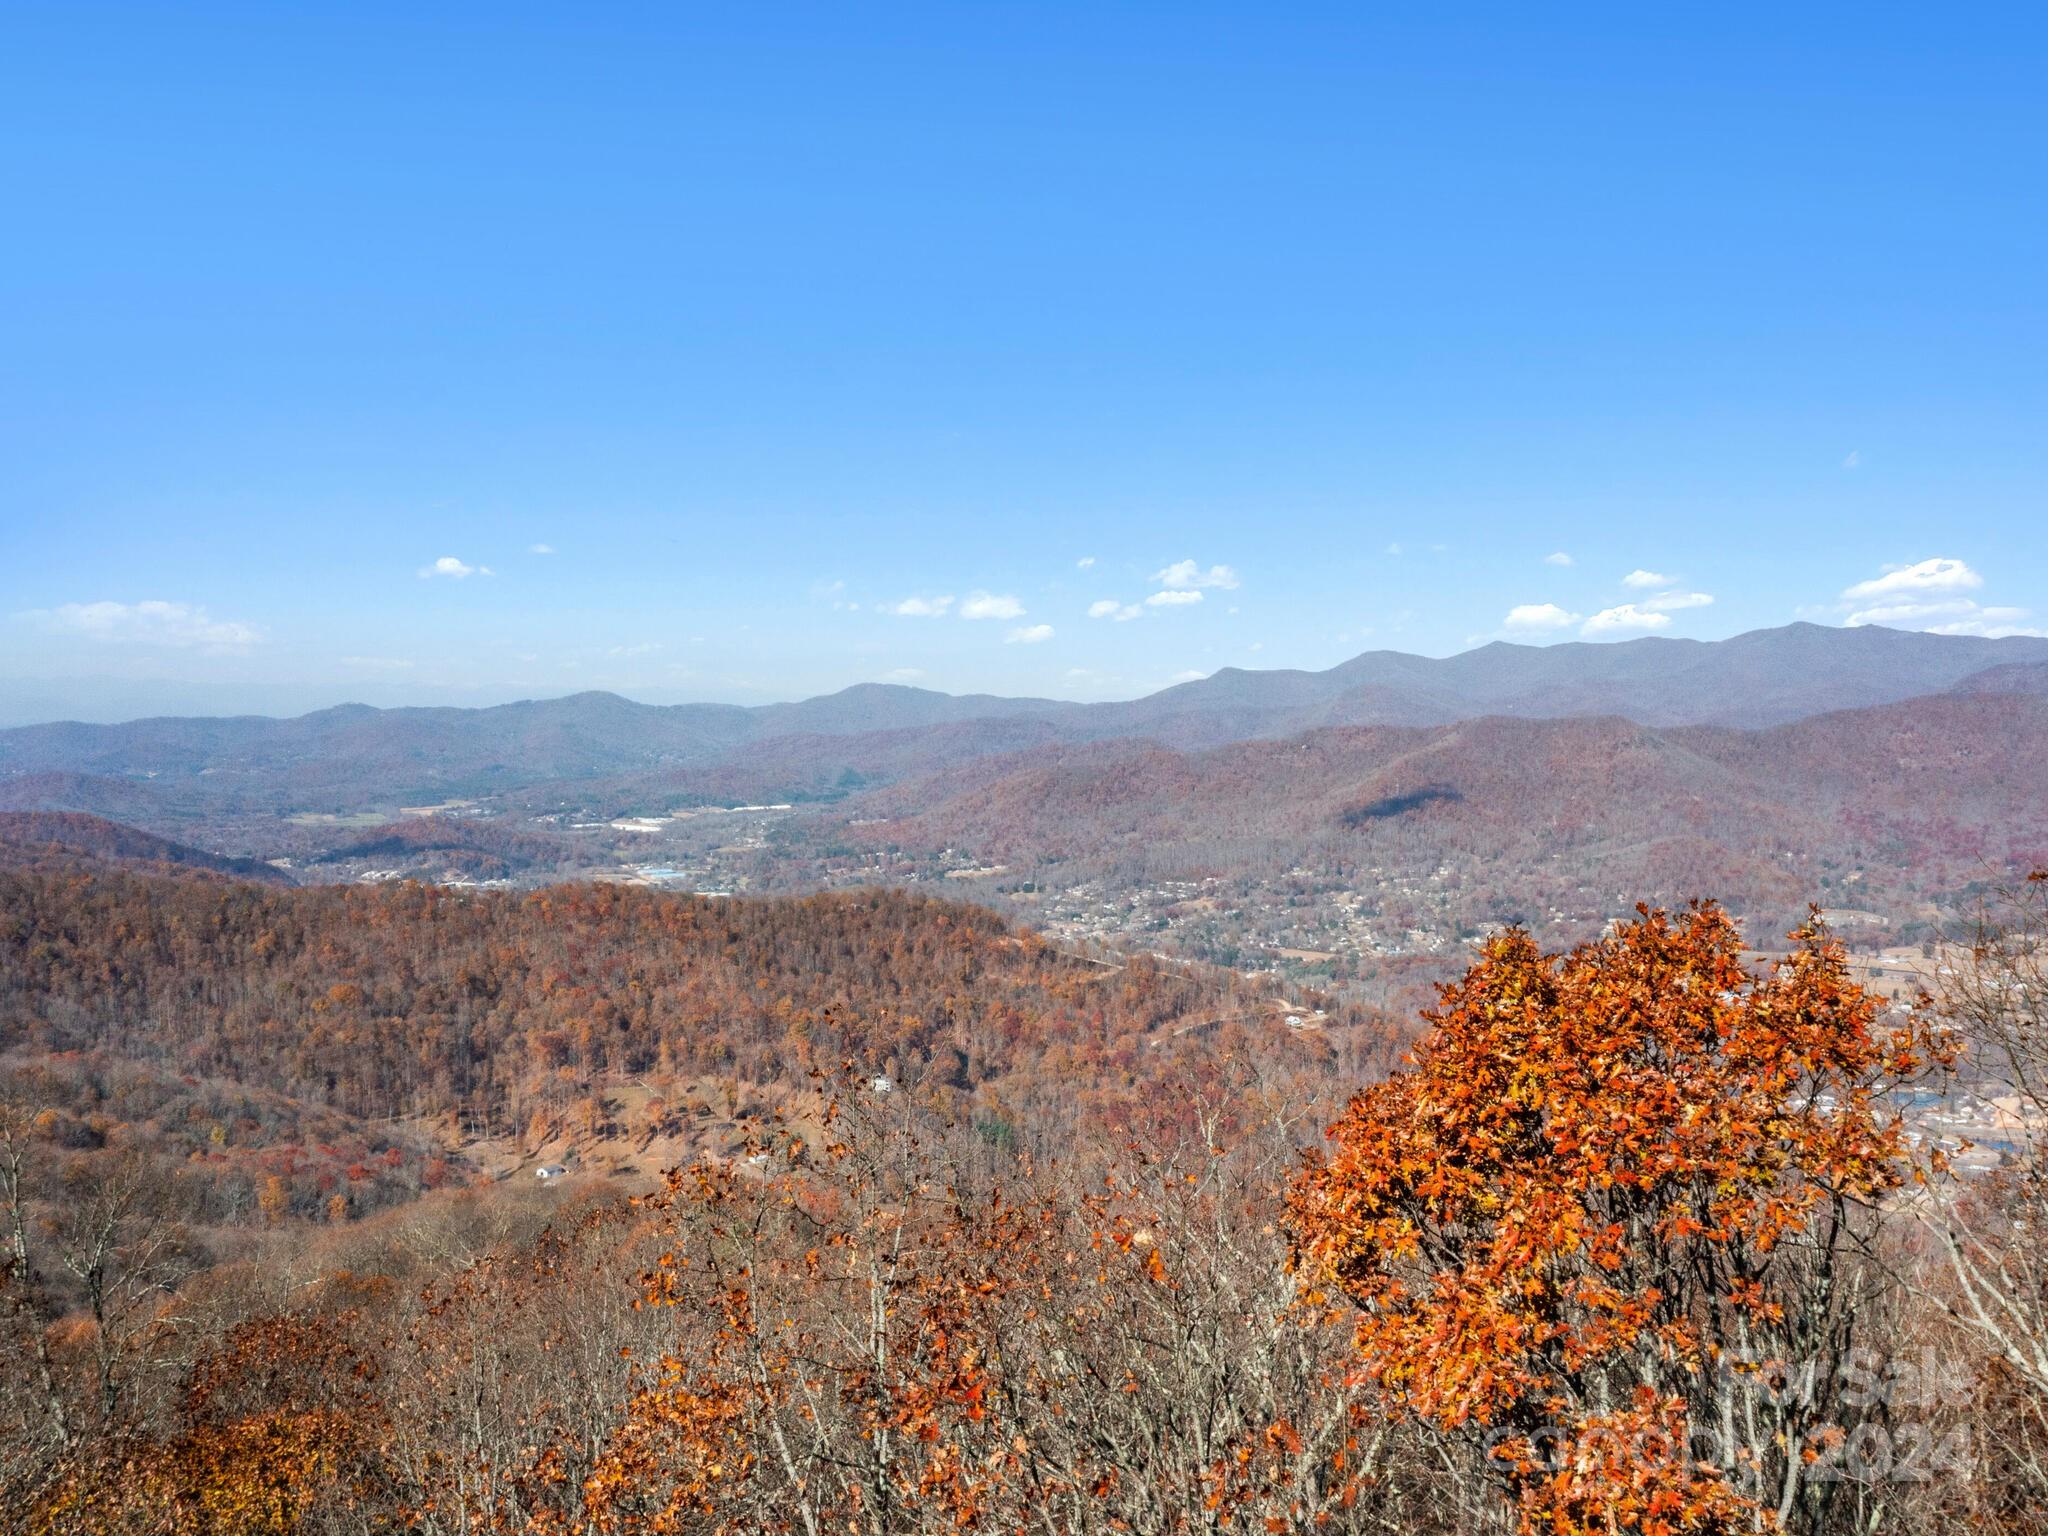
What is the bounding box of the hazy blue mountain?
[5,624,2045,812]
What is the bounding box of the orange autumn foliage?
[1287,903,1951,1536]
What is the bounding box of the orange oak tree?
[1287,904,1948,1536]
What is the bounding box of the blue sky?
[4,3,2043,723]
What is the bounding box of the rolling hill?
[0,811,296,884]
[841,691,2048,939]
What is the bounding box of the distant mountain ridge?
[4,624,2045,813]
[1105,622,2048,740]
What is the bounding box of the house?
[534,1164,568,1182]
[870,1074,894,1094]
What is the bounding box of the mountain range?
[5,624,2046,818]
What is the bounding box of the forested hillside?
[0,869,1375,1212]
[0,812,293,885]
[5,865,2046,1533]
[842,693,2048,944]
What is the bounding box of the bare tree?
[1921,872,2048,1393]
[0,1107,71,1505]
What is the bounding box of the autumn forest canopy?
[3,860,2048,1535]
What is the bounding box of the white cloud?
[1088,598,1143,622]
[1005,623,1055,644]
[1641,590,1714,613]
[1385,542,1404,557]
[891,595,955,617]
[27,600,263,652]
[1543,552,1574,567]
[607,642,663,657]
[1846,599,1976,627]
[1842,451,1861,470]
[1848,598,2041,637]
[1922,616,2047,638]
[1153,560,1239,591]
[1503,603,1582,631]
[1076,556,1096,569]
[1167,669,1208,684]
[1834,558,2037,634]
[958,591,1025,620]
[1144,589,1203,608]
[1842,557,1982,601]
[529,543,556,555]
[420,555,492,579]
[879,667,927,683]
[1581,604,1673,635]
[1622,569,1674,589]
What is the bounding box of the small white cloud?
[1848,596,2040,636]
[607,642,664,657]
[880,667,927,683]
[1543,551,1574,567]
[1385,542,1404,557]
[891,594,956,617]
[1846,599,1976,627]
[1842,557,1982,601]
[1153,560,1239,591]
[1076,556,1096,569]
[1167,669,1208,684]
[529,543,556,555]
[1641,590,1714,613]
[420,555,492,579]
[1842,451,1861,470]
[1088,598,1143,621]
[1503,603,1582,631]
[1922,616,2046,638]
[1005,623,1055,644]
[1622,569,1674,590]
[27,599,263,652]
[1582,604,1673,635]
[1145,589,1203,608]
[958,591,1025,620]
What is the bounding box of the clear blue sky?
[4,3,2043,723]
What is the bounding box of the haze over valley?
[5,623,2045,1026]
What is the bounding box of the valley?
[8,628,2042,1004]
